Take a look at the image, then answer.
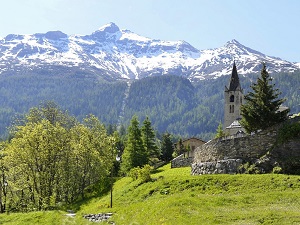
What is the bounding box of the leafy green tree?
[10,101,77,135]
[240,63,289,133]
[215,121,226,138]
[160,133,174,162]
[5,120,69,210]
[121,116,147,173]
[69,115,114,200]
[141,117,159,160]
[3,104,114,211]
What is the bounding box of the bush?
[272,166,282,174]
[129,167,140,181]
[128,165,153,183]
[138,165,153,183]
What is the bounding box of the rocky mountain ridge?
[0,22,299,80]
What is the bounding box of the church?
[224,62,245,135]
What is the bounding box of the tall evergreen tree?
[141,117,159,160]
[121,116,147,173]
[240,63,289,133]
[160,133,174,162]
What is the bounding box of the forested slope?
[0,69,299,140]
[0,70,127,138]
[124,75,217,139]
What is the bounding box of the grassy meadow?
[1,164,300,224]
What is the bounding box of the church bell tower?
[224,62,243,130]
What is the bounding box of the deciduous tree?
[3,104,114,211]
[5,120,68,210]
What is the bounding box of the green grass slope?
[1,164,300,224]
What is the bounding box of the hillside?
[0,71,299,140]
[1,164,300,224]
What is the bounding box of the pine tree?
[240,63,289,133]
[215,121,225,138]
[160,133,174,162]
[141,117,159,160]
[120,116,147,173]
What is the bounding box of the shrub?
[128,165,153,183]
[138,164,153,183]
[129,167,140,181]
[272,166,282,174]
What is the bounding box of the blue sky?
[1,0,300,62]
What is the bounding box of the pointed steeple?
[228,61,241,91]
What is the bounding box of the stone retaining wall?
[193,129,277,163]
[191,159,243,175]
[192,117,300,175]
[171,155,193,168]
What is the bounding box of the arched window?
[230,95,234,102]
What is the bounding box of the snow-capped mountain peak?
[0,23,299,80]
[97,22,120,33]
[225,39,241,45]
[87,22,121,42]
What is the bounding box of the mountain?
[0,23,300,140]
[0,22,299,80]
